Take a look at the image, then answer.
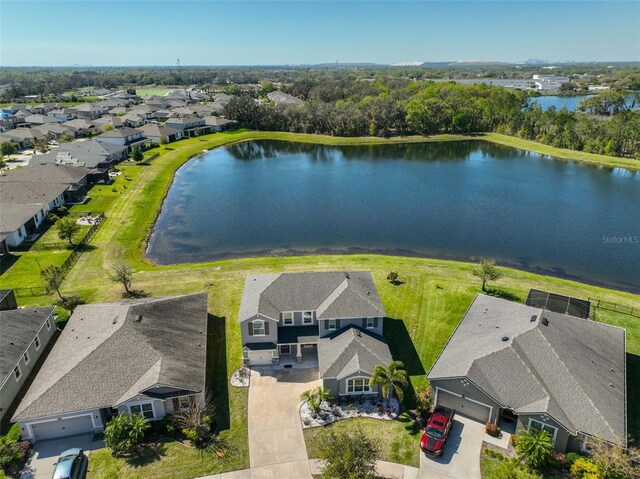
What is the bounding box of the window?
[346,378,370,394]
[528,419,557,443]
[23,352,30,365]
[34,336,40,350]
[282,312,293,325]
[45,318,51,330]
[252,320,265,336]
[366,317,375,329]
[130,403,154,419]
[328,319,337,330]
[13,366,21,382]
[303,311,313,324]
[280,345,291,355]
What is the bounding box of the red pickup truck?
[420,406,454,456]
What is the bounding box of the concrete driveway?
[248,367,319,478]
[20,433,103,479]
[419,415,484,479]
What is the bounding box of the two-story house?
[96,127,149,153]
[238,271,393,398]
[165,116,212,137]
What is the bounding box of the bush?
[316,426,379,479]
[104,413,150,456]
[415,387,433,420]
[486,422,501,437]
[566,452,584,467]
[570,457,601,479]
[484,447,505,459]
[13,441,31,463]
[0,444,21,469]
[514,428,555,470]
[182,427,199,443]
[1,424,21,445]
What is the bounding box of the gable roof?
[0,307,55,382]
[53,139,127,166]
[318,325,392,379]
[13,293,208,421]
[238,271,385,322]
[96,127,143,139]
[427,294,627,447]
[267,90,304,106]
[139,123,182,138]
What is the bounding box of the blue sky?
[1,1,638,66]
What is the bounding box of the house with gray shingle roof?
[0,303,56,423]
[238,272,391,398]
[13,293,208,443]
[427,294,627,452]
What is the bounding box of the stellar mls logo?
[602,235,639,245]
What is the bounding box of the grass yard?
[136,88,172,97]
[1,130,638,476]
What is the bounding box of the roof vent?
[530,315,537,322]
[501,336,509,342]
[135,314,143,322]
[541,317,549,326]
[112,317,118,324]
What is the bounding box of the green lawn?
[135,88,172,97]
[1,130,638,476]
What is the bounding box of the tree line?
[222,81,640,159]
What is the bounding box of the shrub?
[484,447,505,459]
[486,422,501,437]
[514,428,555,470]
[13,441,31,463]
[316,426,379,479]
[104,412,150,456]
[1,424,21,445]
[172,396,216,447]
[0,444,21,469]
[570,457,601,479]
[415,387,433,420]
[182,427,199,443]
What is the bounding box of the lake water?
[147,141,640,292]
[530,94,637,111]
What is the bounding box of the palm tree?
[369,360,408,403]
[301,389,321,416]
[316,386,333,405]
[514,427,554,469]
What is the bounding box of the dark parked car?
[52,448,88,479]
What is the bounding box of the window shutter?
[264,322,270,335]
[323,320,328,330]
[172,398,179,411]
[374,318,379,328]
[248,322,254,336]
[361,318,366,328]
[336,319,341,330]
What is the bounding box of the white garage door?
[437,390,491,423]
[247,350,273,366]
[31,415,94,441]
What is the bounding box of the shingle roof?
[0,307,55,380]
[96,127,142,139]
[267,91,304,106]
[427,294,627,447]
[13,293,208,421]
[238,272,385,322]
[318,326,392,379]
[139,123,182,138]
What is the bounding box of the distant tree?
[40,265,66,301]
[104,413,150,457]
[369,360,408,403]
[58,132,75,143]
[471,257,503,292]
[102,123,114,132]
[316,426,379,479]
[514,428,554,470]
[1,141,17,161]
[56,216,81,246]
[34,137,49,153]
[109,259,133,295]
[131,147,144,163]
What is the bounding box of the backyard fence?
[12,213,106,298]
[589,298,640,319]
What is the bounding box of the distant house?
[139,123,184,144]
[0,303,56,423]
[427,294,627,452]
[62,118,97,137]
[238,272,391,398]
[165,116,212,137]
[204,116,238,131]
[267,91,304,107]
[69,103,108,120]
[47,108,78,121]
[0,164,91,246]
[96,127,149,153]
[1,128,47,150]
[23,114,62,126]
[120,113,146,128]
[32,123,75,140]
[13,293,208,443]
[30,139,128,170]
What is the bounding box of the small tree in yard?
[471,257,503,292]
[131,147,144,163]
[369,360,408,403]
[387,271,399,284]
[104,413,150,456]
[1,140,17,161]
[300,386,333,417]
[34,137,49,153]
[316,426,379,479]
[56,216,81,246]
[40,265,66,302]
[514,427,555,470]
[589,438,639,479]
[109,259,133,295]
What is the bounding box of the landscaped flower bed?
[300,397,400,428]
[230,366,250,387]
